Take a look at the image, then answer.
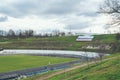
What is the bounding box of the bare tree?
[17,30,25,39]
[0,30,4,37]
[52,29,60,36]
[28,29,34,37]
[18,30,23,38]
[24,29,34,38]
[7,29,16,38]
[60,32,65,36]
[99,0,120,26]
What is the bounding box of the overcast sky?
[0,0,115,34]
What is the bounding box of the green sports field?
[0,55,76,73]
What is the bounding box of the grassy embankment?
[47,53,120,80]
[0,55,76,73]
[25,53,120,80]
[0,34,116,51]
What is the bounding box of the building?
[76,35,94,41]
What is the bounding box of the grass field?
[0,55,76,73]
[0,34,116,51]
[47,53,120,80]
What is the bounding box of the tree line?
[0,29,34,39]
[0,29,68,39]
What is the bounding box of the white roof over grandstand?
[77,35,94,39]
[76,35,94,41]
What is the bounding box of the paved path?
[36,56,119,80]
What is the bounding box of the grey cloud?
[43,0,81,15]
[0,0,41,18]
[65,22,89,30]
[0,0,97,18]
[77,12,98,17]
[0,16,8,22]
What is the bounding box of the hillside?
[23,53,120,80]
[0,34,116,52]
[93,34,116,42]
[47,53,120,80]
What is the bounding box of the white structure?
[76,35,94,41]
[0,49,102,58]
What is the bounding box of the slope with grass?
[0,34,116,51]
[93,34,116,43]
[0,55,76,73]
[47,53,120,80]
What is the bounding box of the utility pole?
[69,25,72,36]
[119,27,120,33]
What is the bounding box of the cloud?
[43,0,81,15]
[0,16,8,22]
[65,22,89,30]
[0,0,108,34]
[60,14,93,30]
[0,0,40,18]
[0,0,102,18]
[63,14,110,33]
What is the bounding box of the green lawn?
[93,34,116,43]
[48,53,120,80]
[0,55,76,73]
